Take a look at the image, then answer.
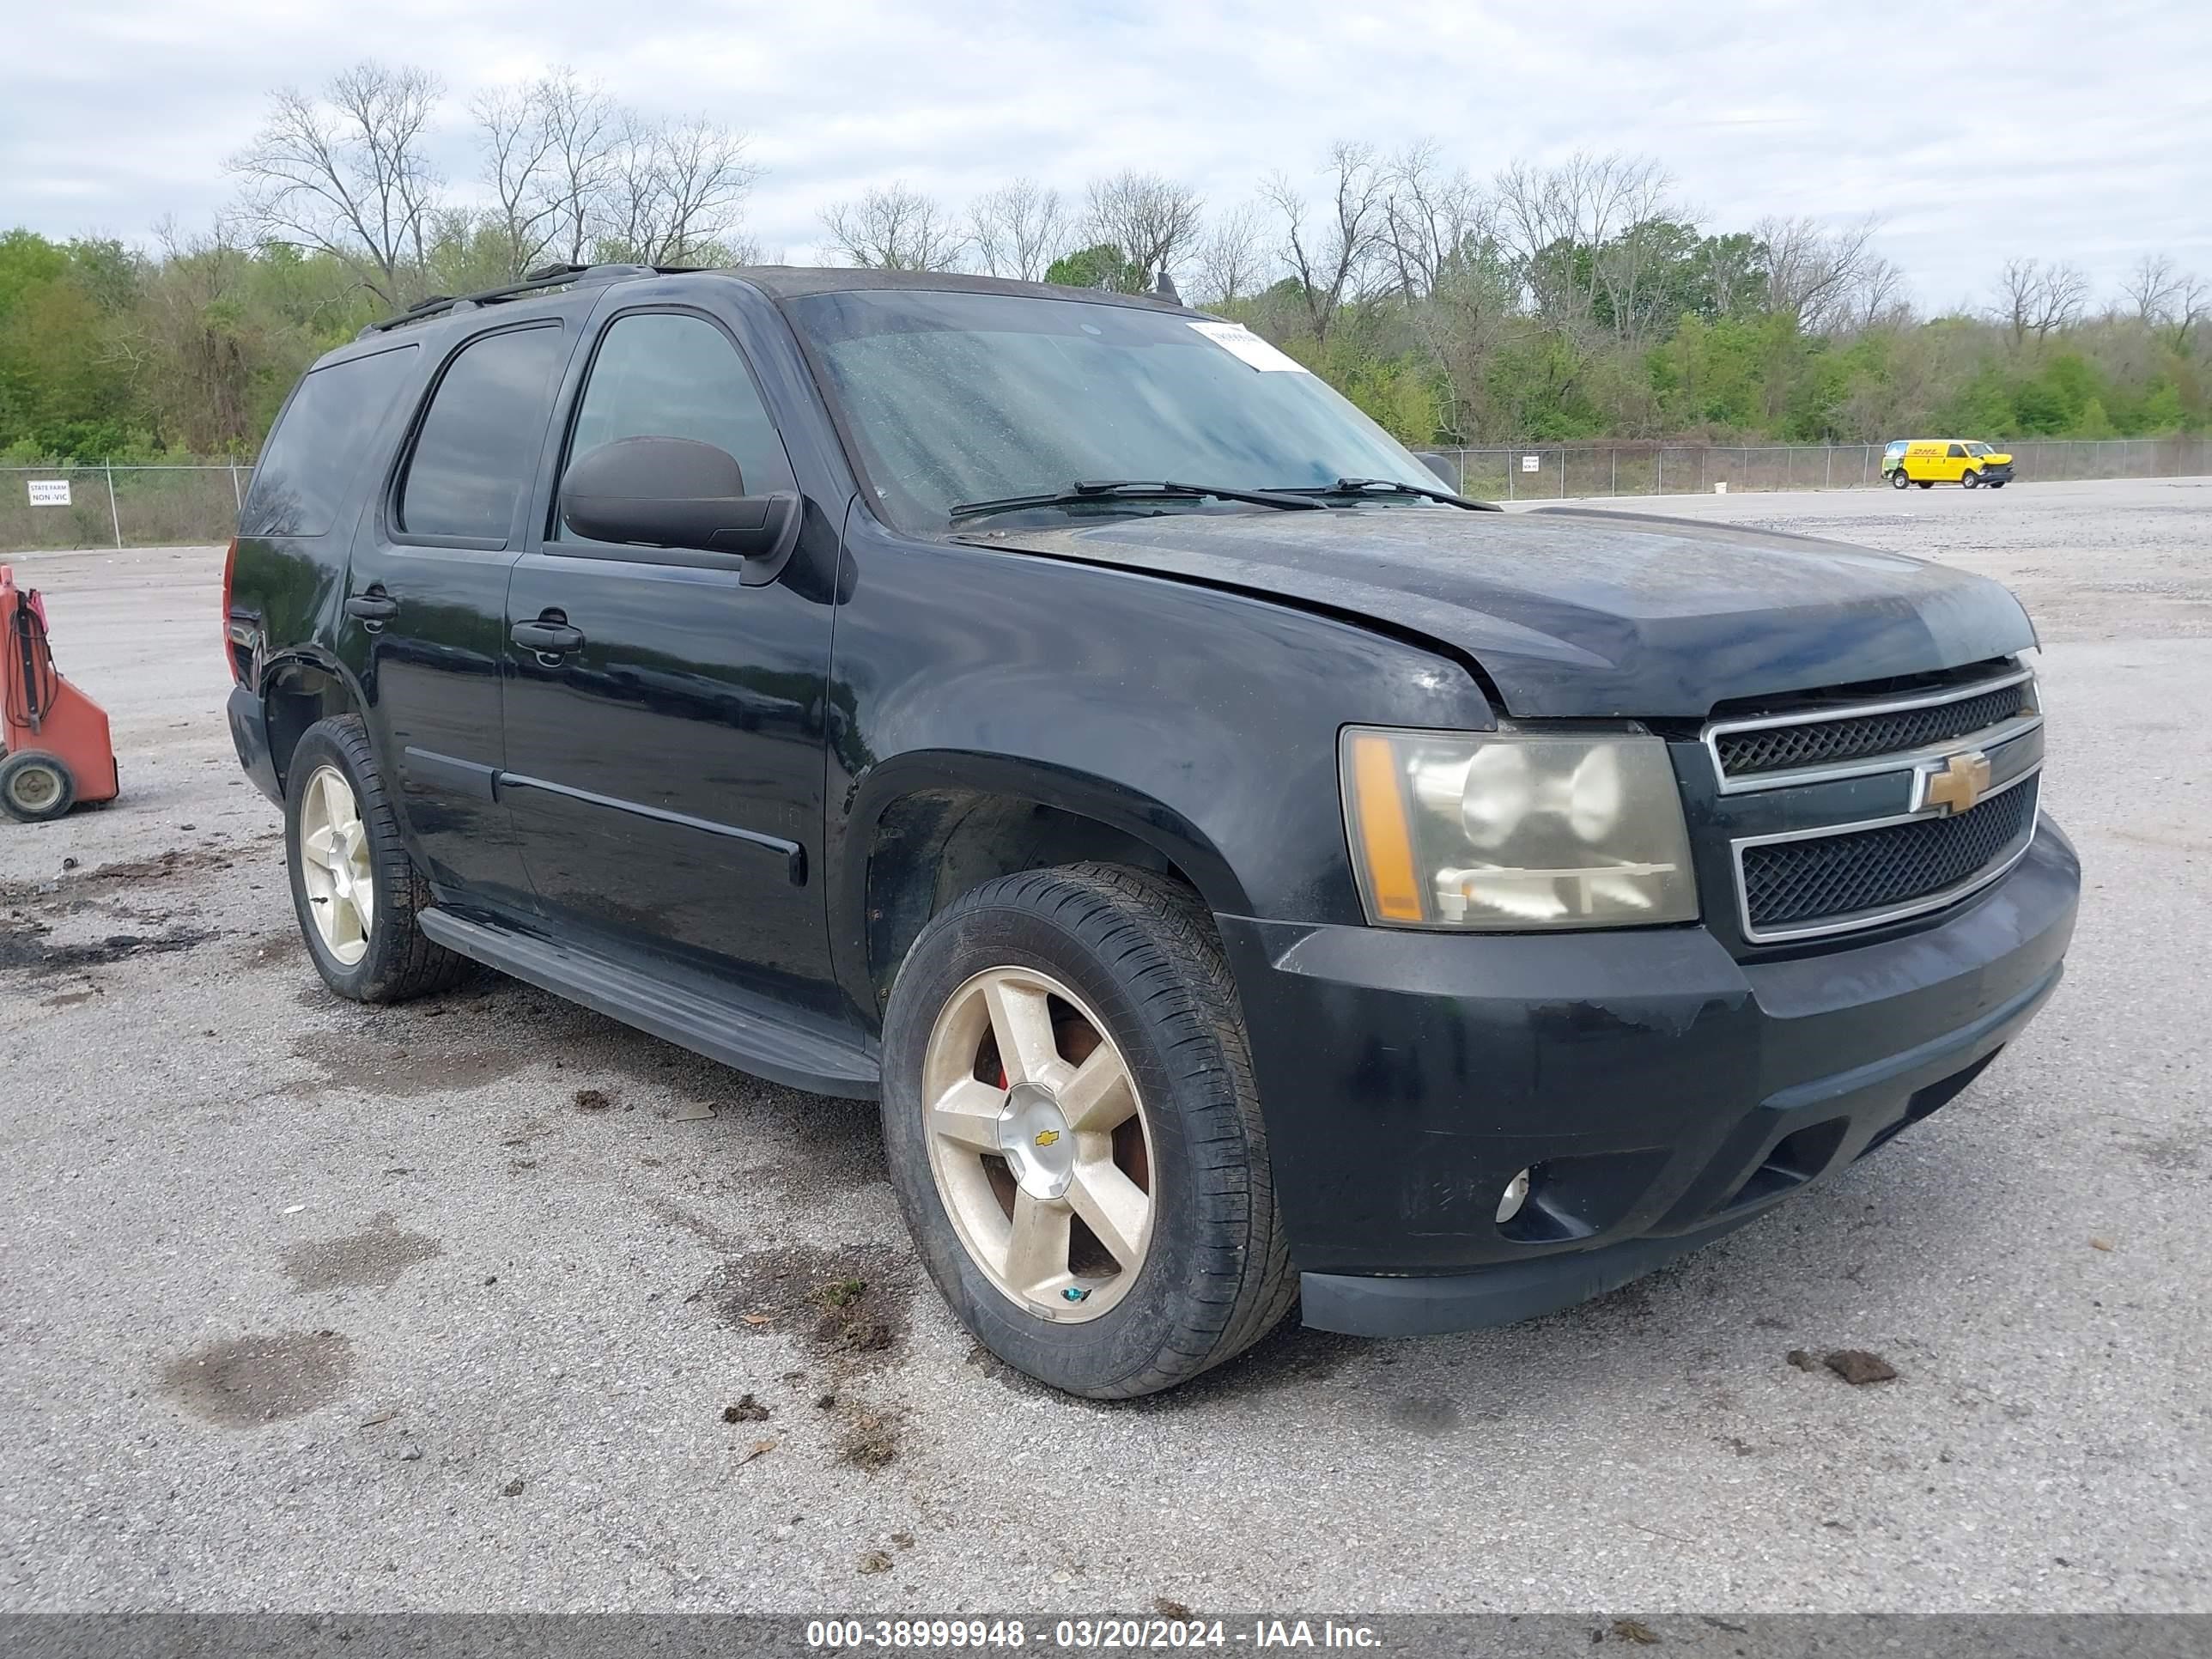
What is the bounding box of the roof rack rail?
[357,263,663,337]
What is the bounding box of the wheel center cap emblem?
[998,1081,1074,1200]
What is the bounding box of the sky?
[4,0,2209,311]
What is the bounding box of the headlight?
[1340,726,1698,930]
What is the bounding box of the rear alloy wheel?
[296,763,375,964]
[0,750,76,823]
[1890,469,1911,489]
[284,714,465,1002]
[881,862,1294,1398]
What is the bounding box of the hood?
[980,505,2036,718]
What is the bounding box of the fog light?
[1497,1167,1533,1224]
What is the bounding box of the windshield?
[789,289,1441,533]
[1966,441,1993,456]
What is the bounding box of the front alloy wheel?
[879,862,1294,1397]
[1890,469,1911,489]
[921,965,1154,1322]
[297,763,374,964]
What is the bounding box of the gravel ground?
[0,477,2206,1614]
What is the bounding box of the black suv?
[225,264,2078,1397]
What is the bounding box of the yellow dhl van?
[1882,439,2014,489]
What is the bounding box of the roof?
[720,264,1201,315]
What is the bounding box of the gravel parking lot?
[2,478,2207,1614]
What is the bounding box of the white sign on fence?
[1521,454,1540,472]
[27,479,71,507]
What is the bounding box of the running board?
[418,909,881,1099]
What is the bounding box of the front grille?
[1716,679,2031,777]
[1741,776,2038,936]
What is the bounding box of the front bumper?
[1216,819,2078,1336]
[1980,462,2015,482]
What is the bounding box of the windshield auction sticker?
[1188,319,1310,372]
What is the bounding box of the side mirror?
[1413,451,1462,490]
[561,436,802,586]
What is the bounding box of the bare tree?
[228,61,445,306]
[471,82,560,279]
[2171,273,2210,352]
[537,70,620,266]
[1261,142,1389,344]
[969,179,1066,281]
[1083,170,1203,290]
[1194,202,1269,307]
[1758,214,1881,333]
[1850,253,1911,331]
[1492,152,1668,335]
[642,117,762,264]
[574,110,757,267]
[821,183,968,270]
[2124,252,2182,325]
[1379,140,1489,301]
[1993,256,2089,345]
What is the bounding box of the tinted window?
[561,313,792,526]
[240,345,418,537]
[399,325,567,541]
[1947,443,1967,458]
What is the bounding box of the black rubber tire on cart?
[0,750,76,823]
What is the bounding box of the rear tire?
[880,862,1294,1398]
[284,714,465,1002]
[0,750,75,823]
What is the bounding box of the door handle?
[345,590,398,624]
[511,619,586,654]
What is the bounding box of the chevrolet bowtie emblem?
[1923,750,1992,814]
[1033,1128,1061,1148]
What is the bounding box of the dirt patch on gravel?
[281,1212,445,1293]
[0,918,218,976]
[285,1019,545,1099]
[701,1241,917,1375]
[158,1330,354,1428]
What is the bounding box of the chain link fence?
[3,438,2209,551]
[1431,436,2212,501]
[1,464,250,553]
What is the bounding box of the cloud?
[3,0,2207,306]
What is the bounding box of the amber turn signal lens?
[1348,732,1424,922]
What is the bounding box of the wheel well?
[863,790,1200,1007]
[264,660,359,794]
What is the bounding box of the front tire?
[880,863,1294,1398]
[0,750,76,823]
[1889,469,1911,489]
[284,714,464,1002]
[1961,469,1980,489]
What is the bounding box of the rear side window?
[562,312,793,514]
[398,324,568,542]
[240,345,418,537]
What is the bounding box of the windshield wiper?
[1268,477,1500,512]
[949,479,1327,521]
